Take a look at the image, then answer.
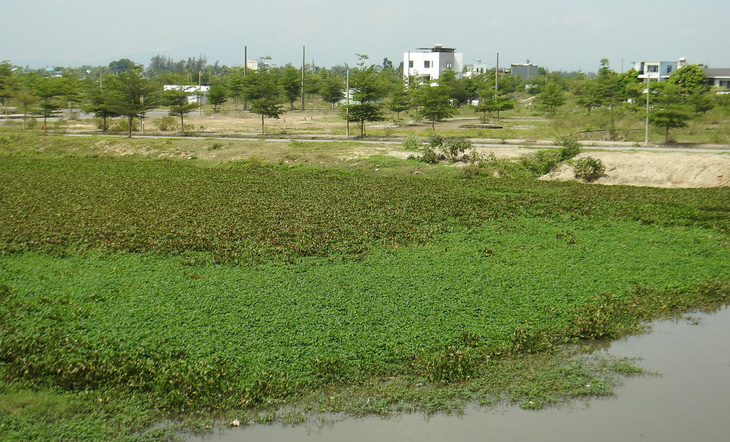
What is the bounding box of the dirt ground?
[65,111,730,188]
[541,149,730,188]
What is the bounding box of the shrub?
[520,149,562,175]
[153,116,178,132]
[428,135,444,148]
[556,137,582,161]
[443,137,472,161]
[419,147,442,164]
[573,157,605,182]
[402,135,422,150]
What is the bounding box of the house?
[703,68,730,90]
[510,62,541,80]
[163,85,210,104]
[463,59,489,78]
[403,45,463,83]
[633,58,687,80]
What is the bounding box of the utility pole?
[243,46,248,111]
[301,46,306,110]
[644,74,651,146]
[495,52,499,93]
[346,67,350,138]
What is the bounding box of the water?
[190,307,730,442]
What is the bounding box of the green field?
[1,147,729,439]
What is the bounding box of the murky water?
[190,307,730,442]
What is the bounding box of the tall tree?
[385,81,412,120]
[242,67,285,134]
[105,65,157,137]
[108,58,137,74]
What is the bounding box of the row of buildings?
[402,45,730,89]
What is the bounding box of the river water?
[190,307,730,442]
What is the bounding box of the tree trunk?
[128,116,133,138]
[261,113,265,135]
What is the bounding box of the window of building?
[408,60,413,68]
[666,65,673,74]
[424,60,431,68]
[446,61,452,69]
[647,65,658,73]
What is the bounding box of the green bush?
[556,137,582,161]
[402,135,422,150]
[573,157,605,182]
[520,149,562,175]
[153,116,178,132]
[443,137,472,161]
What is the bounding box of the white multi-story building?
[634,58,687,80]
[403,45,463,83]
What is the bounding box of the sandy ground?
[541,149,730,188]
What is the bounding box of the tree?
[108,58,137,74]
[667,65,707,95]
[345,102,384,137]
[206,83,227,112]
[650,83,692,144]
[319,75,345,109]
[345,58,387,137]
[162,88,198,132]
[242,67,285,134]
[572,79,603,114]
[536,82,565,113]
[385,81,412,120]
[30,76,66,134]
[105,65,157,137]
[279,66,301,110]
[11,86,38,130]
[82,83,121,132]
[0,61,14,120]
[413,84,457,134]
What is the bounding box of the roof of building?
[703,67,730,78]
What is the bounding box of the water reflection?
[190,307,730,442]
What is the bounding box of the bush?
[419,147,442,164]
[520,149,562,175]
[556,136,582,161]
[402,135,422,150]
[443,137,472,161]
[154,116,178,132]
[573,157,605,182]
[428,135,444,148]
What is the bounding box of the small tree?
[30,76,66,134]
[162,88,198,133]
[280,66,301,110]
[243,68,285,135]
[651,83,692,144]
[414,84,457,134]
[385,83,412,120]
[206,83,227,113]
[319,75,345,109]
[536,82,565,113]
[83,85,121,132]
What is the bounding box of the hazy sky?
[2,0,728,73]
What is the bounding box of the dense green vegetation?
[1,147,729,439]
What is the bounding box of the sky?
[2,0,729,73]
